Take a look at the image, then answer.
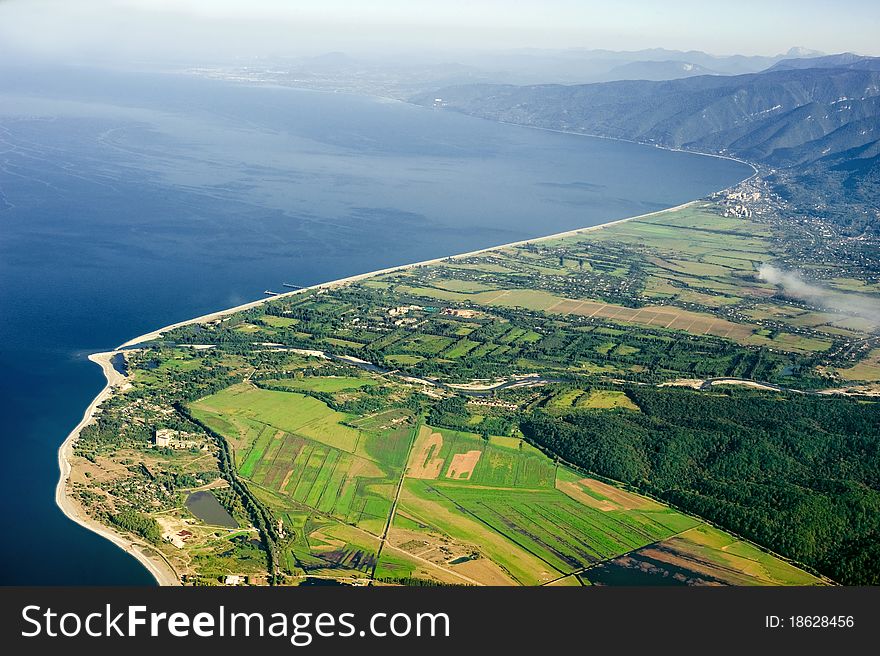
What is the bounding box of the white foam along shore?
[57,198,708,585]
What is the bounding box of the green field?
[432,279,498,293]
[444,339,481,358]
[545,389,640,412]
[576,390,640,411]
[428,483,686,572]
[263,376,377,393]
[190,384,419,570]
[837,349,880,381]
[261,315,298,328]
[391,460,706,585]
[419,426,556,489]
[191,387,793,586]
[191,384,361,452]
[583,522,823,586]
[399,333,455,355]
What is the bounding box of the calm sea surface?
[0,64,752,584]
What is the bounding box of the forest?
[520,386,880,584]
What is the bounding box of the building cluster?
[723,204,753,218]
[387,305,423,317]
[442,308,480,318]
[153,428,209,451]
[467,398,518,410]
[712,178,774,219]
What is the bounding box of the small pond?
[185,491,238,528]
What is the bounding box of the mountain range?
[428,46,829,84]
[235,46,830,92]
[413,54,880,232]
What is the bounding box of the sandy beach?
[55,352,181,586]
[58,198,705,585]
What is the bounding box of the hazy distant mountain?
[783,46,826,59]
[413,55,880,230]
[451,46,825,82]
[216,47,827,95]
[597,59,719,81]
[268,46,826,88]
[436,51,720,85]
[767,52,880,72]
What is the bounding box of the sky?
[0,0,878,62]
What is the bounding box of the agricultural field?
[73,200,861,586]
[576,390,640,410]
[836,348,880,382]
[412,483,679,575]
[543,388,640,412]
[189,382,417,575]
[406,271,826,353]
[582,524,822,586]
[181,379,822,586]
[367,202,865,362]
[372,424,820,586]
[190,384,362,452]
[263,376,377,393]
[406,425,555,488]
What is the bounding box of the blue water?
[0,63,752,584]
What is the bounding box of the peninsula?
[58,190,880,586]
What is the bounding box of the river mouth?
[185,491,238,528]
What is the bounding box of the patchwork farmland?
[187,380,818,585]
[69,195,880,587]
[190,384,415,575]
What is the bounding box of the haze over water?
[0,65,751,584]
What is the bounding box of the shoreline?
[118,199,703,349]
[489,118,759,179]
[55,352,181,586]
[115,84,758,345]
[59,132,755,584]
[57,198,708,586]
[187,72,760,179]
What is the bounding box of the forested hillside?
[413,60,880,232]
[521,387,880,584]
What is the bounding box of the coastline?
[204,77,760,179]
[118,199,702,349]
[55,352,181,586]
[58,196,735,586]
[116,89,758,349]
[491,118,760,179]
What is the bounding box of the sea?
[0,62,752,584]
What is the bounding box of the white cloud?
[759,265,880,329]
